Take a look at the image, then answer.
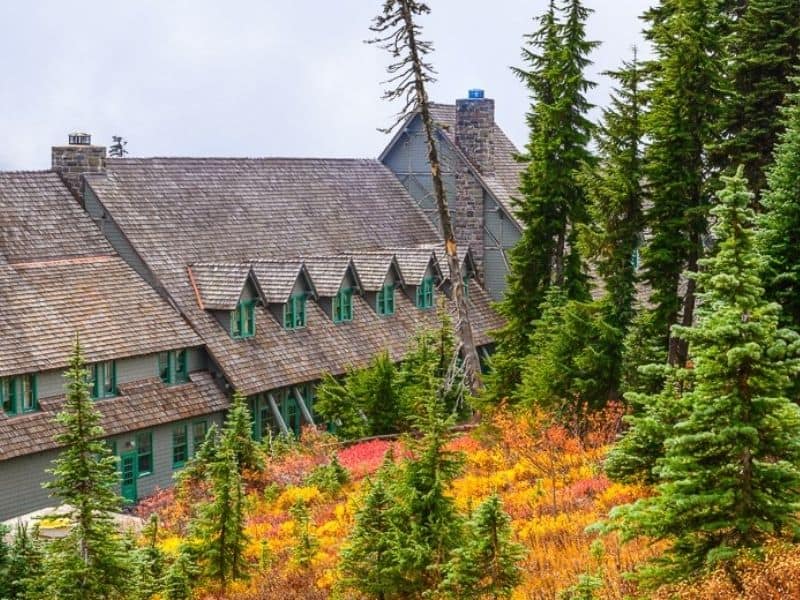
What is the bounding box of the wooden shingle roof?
[251,260,315,303]
[0,371,228,461]
[0,171,201,376]
[385,248,442,285]
[189,262,253,311]
[85,158,503,396]
[302,256,362,297]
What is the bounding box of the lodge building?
[0,91,523,521]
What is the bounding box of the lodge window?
[90,360,117,400]
[283,294,307,330]
[136,431,153,476]
[159,349,190,385]
[0,374,38,416]
[463,276,470,299]
[230,300,257,339]
[172,424,188,468]
[192,420,208,454]
[416,277,434,309]
[333,288,353,323]
[376,284,395,316]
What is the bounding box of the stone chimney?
[453,90,495,281]
[51,132,106,200]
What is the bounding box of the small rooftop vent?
[468,89,485,99]
[68,132,91,145]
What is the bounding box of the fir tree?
[4,524,44,600]
[640,0,724,367]
[130,515,164,600]
[338,464,407,598]
[717,0,800,201]
[491,0,597,399]
[161,549,197,600]
[608,169,800,587]
[0,525,9,598]
[442,493,525,599]
[759,87,800,329]
[40,337,130,599]
[220,390,261,474]
[108,136,128,158]
[191,442,248,591]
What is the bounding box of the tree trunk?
[398,0,483,392]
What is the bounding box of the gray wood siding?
[0,411,226,521]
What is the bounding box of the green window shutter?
[296,296,306,328]
[415,284,423,307]
[283,302,293,329]
[231,305,242,338]
[109,361,117,396]
[158,352,170,384]
[0,378,8,414]
[386,284,395,315]
[333,292,341,323]
[22,375,37,413]
[343,289,353,321]
[246,301,256,337]
[376,288,385,315]
[426,277,434,307]
[175,350,189,383]
[136,432,153,476]
[90,363,100,399]
[172,424,188,468]
[6,378,18,415]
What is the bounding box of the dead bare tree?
[368,0,483,393]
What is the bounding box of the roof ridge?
[106,156,382,163]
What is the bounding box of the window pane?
[173,425,188,467]
[231,306,242,337]
[176,350,189,383]
[386,285,395,314]
[296,297,306,327]
[283,302,293,329]
[136,432,153,474]
[102,361,115,396]
[192,421,208,451]
[1,378,13,414]
[21,376,35,412]
[158,352,170,383]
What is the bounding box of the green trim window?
[1,375,38,416]
[416,276,435,309]
[172,424,188,468]
[230,300,257,339]
[463,276,470,299]
[192,420,208,454]
[107,440,118,456]
[333,288,353,323]
[136,431,153,476]
[159,349,190,385]
[90,361,117,400]
[283,294,307,330]
[376,284,395,316]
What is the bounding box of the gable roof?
[251,260,316,303]
[85,158,502,395]
[189,262,254,311]
[385,248,442,286]
[350,252,405,291]
[381,104,524,229]
[303,256,362,297]
[0,171,201,376]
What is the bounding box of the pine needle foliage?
[491,0,597,400]
[607,169,800,587]
[40,337,130,600]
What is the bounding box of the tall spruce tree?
[442,493,525,599]
[608,169,800,587]
[640,0,724,367]
[4,524,44,600]
[490,0,597,399]
[717,0,800,201]
[759,87,800,329]
[221,390,262,474]
[191,442,248,591]
[40,338,130,600]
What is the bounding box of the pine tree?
[759,87,800,329]
[608,169,800,587]
[491,0,597,399]
[4,524,44,600]
[130,515,164,600]
[0,525,9,598]
[161,549,197,600]
[717,0,800,201]
[221,390,261,474]
[640,0,724,367]
[40,338,130,599]
[442,493,525,599]
[191,442,249,591]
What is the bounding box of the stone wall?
[51,142,106,200]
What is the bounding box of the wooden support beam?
[267,393,290,436]
[293,387,315,426]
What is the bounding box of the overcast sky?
[0,1,654,171]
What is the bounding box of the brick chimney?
[453,90,495,281]
[52,132,106,200]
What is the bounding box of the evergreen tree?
[191,442,249,591]
[608,169,800,587]
[289,500,319,570]
[108,136,128,158]
[0,525,9,598]
[338,464,407,599]
[40,338,130,599]
[130,515,164,600]
[220,390,261,474]
[161,549,197,600]
[442,493,525,599]
[640,0,724,367]
[4,524,44,600]
[491,0,597,399]
[717,0,800,201]
[759,87,800,329]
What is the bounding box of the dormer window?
[463,276,470,299]
[283,294,307,330]
[416,276,435,309]
[333,288,354,323]
[159,349,190,385]
[90,360,117,400]
[231,300,256,339]
[377,284,395,316]
[1,374,38,416]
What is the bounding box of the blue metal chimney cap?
[468,89,485,99]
